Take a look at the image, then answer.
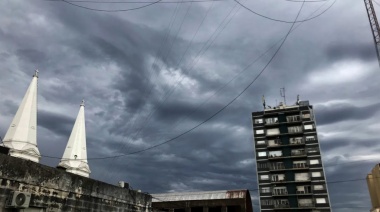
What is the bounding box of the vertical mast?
[364,0,380,67]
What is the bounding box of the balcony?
[286,115,301,123]
[289,137,305,145]
[293,163,308,169]
[270,163,285,171]
[291,150,306,157]
[274,203,290,209]
[272,190,288,196]
[298,203,315,208]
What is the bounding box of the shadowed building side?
[2,70,40,163]
[152,190,253,212]
[367,164,380,212]
[57,100,91,178]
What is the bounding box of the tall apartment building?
[251,99,331,211]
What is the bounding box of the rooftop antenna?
[280,87,286,105]
[262,95,266,109]
[296,94,300,105]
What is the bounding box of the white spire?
[3,70,41,162]
[58,100,91,177]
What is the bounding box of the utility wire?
[45,0,223,3]
[234,0,335,23]
[60,0,163,12]
[38,0,336,161]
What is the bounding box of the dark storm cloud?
[315,102,380,125]
[0,1,379,211]
[326,42,377,62]
[38,109,74,136]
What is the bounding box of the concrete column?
[203,206,208,212]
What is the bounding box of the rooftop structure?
[57,100,91,177]
[2,70,41,162]
[252,97,331,211]
[152,190,253,212]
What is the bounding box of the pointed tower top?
[3,71,41,162]
[57,100,91,177]
[33,70,39,78]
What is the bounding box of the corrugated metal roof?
[152,190,247,202]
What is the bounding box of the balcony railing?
[272,190,288,196]
[271,177,286,183]
[296,190,312,194]
[293,163,308,169]
[274,203,290,209]
[270,163,285,170]
[286,115,301,122]
[298,203,314,207]
[291,151,306,156]
[289,137,304,145]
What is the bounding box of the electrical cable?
[60,0,163,12]
[234,0,335,24]
[37,0,336,161]
[44,0,223,3]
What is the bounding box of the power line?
[234,0,335,23]
[45,0,224,3]
[59,0,163,12]
[38,0,336,161]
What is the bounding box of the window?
[313,185,324,190]
[269,150,282,158]
[298,199,313,207]
[270,162,285,170]
[316,198,327,204]
[273,186,287,195]
[293,160,307,168]
[268,139,281,146]
[267,128,280,135]
[307,147,319,154]
[261,187,271,193]
[305,135,316,141]
[295,173,310,181]
[302,113,311,119]
[311,172,322,177]
[260,175,269,180]
[271,174,285,182]
[258,152,267,157]
[291,149,305,156]
[256,129,264,134]
[257,140,266,145]
[286,115,300,122]
[304,124,314,130]
[254,118,263,124]
[258,162,268,169]
[297,185,311,194]
[309,159,320,165]
[265,117,278,124]
[288,126,302,133]
[290,137,303,144]
[261,199,273,206]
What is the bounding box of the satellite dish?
[15,193,26,206]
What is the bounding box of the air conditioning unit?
[6,191,31,208]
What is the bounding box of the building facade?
[152,190,253,212]
[367,164,380,212]
[252,100,331,211]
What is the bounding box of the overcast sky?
[0,0,379,211]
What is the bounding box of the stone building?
[0,71,152,211]
[152,190,253,212]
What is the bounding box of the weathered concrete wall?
[0,153,152,212]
